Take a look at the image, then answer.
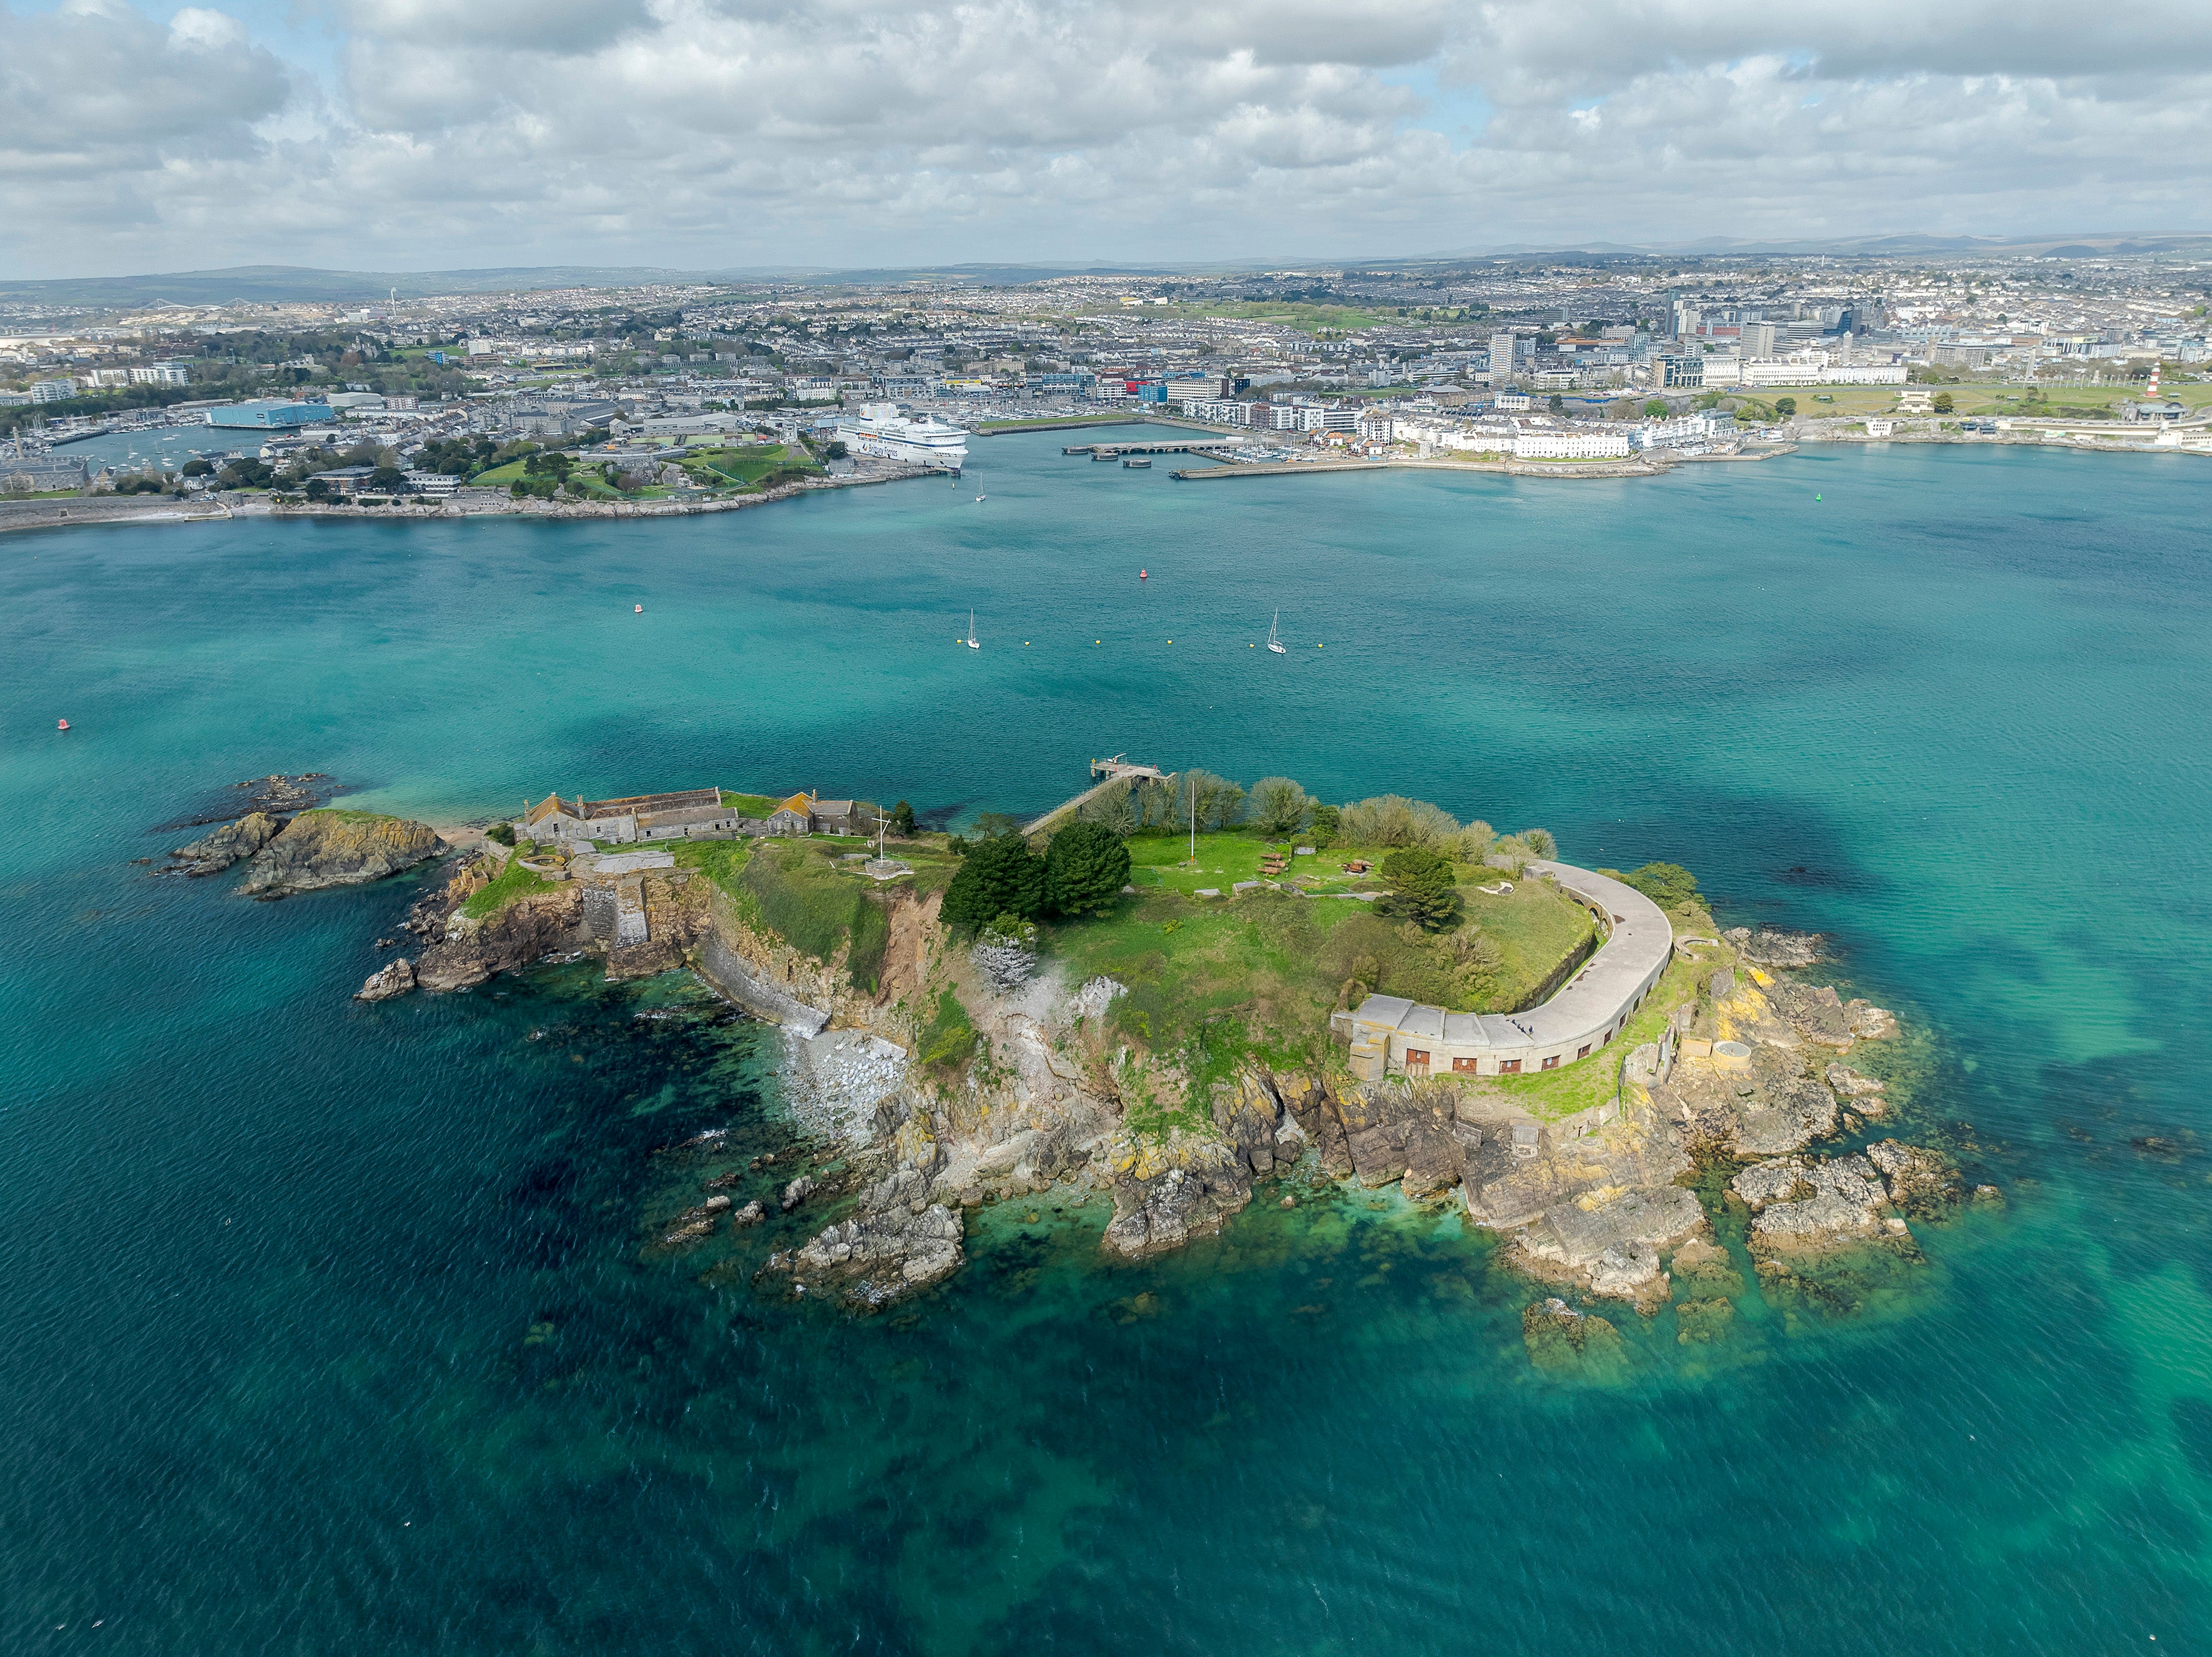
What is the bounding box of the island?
[155,767,1993,1356]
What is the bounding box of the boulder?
[1101,1138,1252,1258]
[238,810,444,898]
[1742,929,1823,968]
[1846,1000,1899,1039]
[170,810,282,875]
[1734,1076,1839,1156]
[780,1174,817,1212]
[732,1199,766,1227]
[795,1199,965,1305]
[354,957,416,1001]
[1767,981,1854,1046]
[1347,1120,1410,1187]
[1400,1119,1465,1199]
[1587,1240,1663,1303]
[1516,1183,1704,1292]
[1824,1063,1888,1115]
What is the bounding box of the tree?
[1932,392,1954,414]
[972,811,1022,838]
[1521,827,1557,858]
[1623,862,1698,907]
[1548,393,1566,413]
[1643,398,1669,418]
[1380,846,1460,932]
[1774,396,1797,416]
[889,800,917,836]
[1247,776,1312,837]
[1307,803,1341,848]
[1044,820,1131,917]
[941,833,1045,932]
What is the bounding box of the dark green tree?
[941,833,1045,932]
[1307,803,1341,847]
[1643,398,1669,417]
[890,800,917,836]
[1624,862,1698,907]
[1380,845,1460,932]
[1043,820,1131,918]
[1774,396,1797,416]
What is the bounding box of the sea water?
[2,435,2209,1653]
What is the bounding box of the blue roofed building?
[205,400,325,430]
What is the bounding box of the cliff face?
[239,810,444,897]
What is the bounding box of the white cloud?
[0,0,2208,275]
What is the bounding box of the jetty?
[1066,437,1242,460]
[1022,756,1171,837]
[1172,460,1387,481]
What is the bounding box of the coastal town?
[5,239,2211,511]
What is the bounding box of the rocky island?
[299,773,1993,1357]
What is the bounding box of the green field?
[1043,838,1596,1071]
[461,854,557,922]
[1139,300,1408,334]
[681,443,818,489]
[720,790,788,818]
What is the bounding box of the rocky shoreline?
[156,779,1993,1344]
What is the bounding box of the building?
[129,361,192,386]
[1,455,87,493]
[766,793,858,835]
[1658,356,1704,388]
[1741,323,1777,358]
[31,378,78,403]
[521,788,740,845]
[402,470,460,496]
[1514,429,1631,460]
[206,400,325,430]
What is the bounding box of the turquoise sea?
[3,434,2210,1653]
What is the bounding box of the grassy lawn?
[976,413,1134,432]
[669,838,752,897]
[461,854,558,922]
[469,459,531,484]
[682,443,818,489]
[720,790,787,817]
[1475,953,1704,1121]
[1040,848,1599,1081]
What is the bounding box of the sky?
[3,0,2211,279]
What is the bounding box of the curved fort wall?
[1329,861,1673,1081]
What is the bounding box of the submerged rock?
[238,810,443,898]
[1521,1297,1628,1375]
[1674,1296,1736,1345]
[780,1174,817,1212]
[169,810,282,875]
[354,957,416,1001]
[1845,1000,1898,1039]
[1824,1062,1888,1115]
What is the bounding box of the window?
[1542,1055,1560,1070]
[1403,1048,1430,1075]
[1577,1045,1591,1059]
[1452,1056,1480,1073]
[1500,1059,1522,1074]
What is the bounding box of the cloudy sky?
[2,0,2209,278]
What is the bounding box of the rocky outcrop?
[415,883,584,990]
[1846,1000,1898,1039]
[789,1164,965,1307]
[1867,1139,1964,1217]
[169,810,281,875]
[1101,1133,1254,1257]
[1735,1076,1839,1155]
[238,810,443,898]
[1765,980,1855,1048]
[355,957,415,1000]
[1521,1297,1628,1375]
[1731,1153,1890,1247]
[780,1174,817,1211]
[1724,927,1823,968]
[1824,1063,1888,1116]
[1511,1183,1705,1310]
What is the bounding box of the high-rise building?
[1741,323,1777,359]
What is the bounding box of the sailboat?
[1266,610,1287,654]
[966,610,980,650]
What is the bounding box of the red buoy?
[1139,569,1148,581]
[57,719,69,730]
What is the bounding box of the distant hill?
[0,265,720,307]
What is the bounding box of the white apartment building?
[1515,430,1631,460]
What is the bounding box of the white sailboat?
[966,610,980,649]
[1266,609,1287,654]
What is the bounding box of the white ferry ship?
[835,402,969,471]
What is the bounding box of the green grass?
[976,413,1136,432]
[468,459,531,485]
[1141,300,1405,333]
[720,790,787,817]
[669,838,752,897]
[1481,951,1707,1121]
[739,843,893,987]
[682,444,820,489]
[1039,858,1596,1074]
[460,854,558,922]
[919,986,979,1073]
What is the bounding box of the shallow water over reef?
[2,436,2210,1652]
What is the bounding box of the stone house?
[521,787,738,845]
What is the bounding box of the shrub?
[1774,396,1797,416]
[1623,862,1698,908]
[1247,776,1312,836]
[1451,819,1496,862]
[485,822,515,847]
[1044,820,1131,917]
[1380,845,1461,932]
[1340,795,1458,848]
[889,800,917,836]
[1520,827,1557,859]
[920,987,978,1073]
[1307,803,1340,848]
[941,833,1045,932]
